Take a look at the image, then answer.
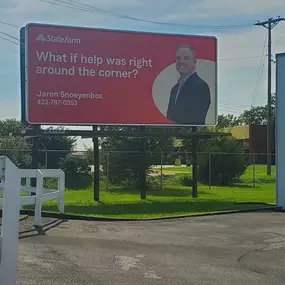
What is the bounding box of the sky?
[1,0,285,150]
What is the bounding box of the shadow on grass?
[105,187,209,197]
[40,200,272,217]
[223,184,255,189]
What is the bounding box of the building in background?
[226,124,275,164]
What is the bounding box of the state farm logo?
[35,33,80,44]
[36,34,46,42]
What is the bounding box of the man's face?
[176,47,196,75]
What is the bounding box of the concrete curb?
[20,204,279,222]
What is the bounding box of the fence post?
[45,149,48,169]
[140,131,147,200]
[106,151,110,191]
[208,153,212,189]
[57,170,65,214]
[192,127,198,198]
[34,170,43,227]
[92,129,100,202]
[0,157,21,285]
[160,150,163,190]
[252,153,256,188]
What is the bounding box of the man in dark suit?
[167,44,211,125]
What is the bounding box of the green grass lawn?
[152,164,276,178]
[40,184,275,219]
[36,164,276,219]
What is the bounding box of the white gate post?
[33,170,43,227]
[0,157,21,285]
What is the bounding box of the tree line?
[0,99,272,189]
[217,94,275,128]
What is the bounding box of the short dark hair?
[177,44,197,64]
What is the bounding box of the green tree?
[0,136,32,168]
[216,114,241,128]
[37,127,77,168]
[0,119,22,136]
[0,119,77,169]
[238,94,275,125]
[239,106,267,125]
[61,155,92,189]
[198,136,247,185]
[100,128,174,187]
[0,119,31,167]
[85,147,94,165]
[180,127,223,163]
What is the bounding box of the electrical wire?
[0,31,19,42]
[0,21,20,28]
[0,22,263,63]
[39,0,253,29]
[220,55,261,61]
[218,104,248,112]
[252,33,267,106]
[218,100,251,108]
[0,35,19,45]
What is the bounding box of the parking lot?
[17,211,285,285]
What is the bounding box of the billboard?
[22,23,217,126]
[276,53,285,208]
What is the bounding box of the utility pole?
[255,16,285,175]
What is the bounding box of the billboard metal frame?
[275,52,285,209]
[21,22,218,127]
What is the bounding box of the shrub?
[198,136,247,186]
[61,155,92,189]
[100,134,174,188]
[178,175,193,186]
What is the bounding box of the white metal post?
[0,157,21,285]
[33,170,43,227]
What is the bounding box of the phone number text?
[36,99,78,106]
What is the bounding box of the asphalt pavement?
[17,212,285,284]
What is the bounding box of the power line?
[0,35,19,45]
[255,16,285,176]
[39,0,253,29]
[218,100,251,108]
[220,55,261,61]
[274,29,285,34]
[0,31,19,42]
[218,103,248,112]
[254,59,266,105]
[0,21,20,28]
[40,0,98,15]
[252,33,267,106]
[0,32,267,62]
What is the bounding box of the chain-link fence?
[0,149,276,190]
[100,151,276,190]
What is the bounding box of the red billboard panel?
[23,23,217,126]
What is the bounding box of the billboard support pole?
[93,126,100,202]
[140,126,147,200]
[192,127,198,198]
[276,53,285,209]
[31,125,40,192]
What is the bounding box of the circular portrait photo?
[152,44,217,126]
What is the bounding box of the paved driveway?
[17,212,285,284]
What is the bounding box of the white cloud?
[2,0,143,15]
[196,0,285,17]
[215,24,285,109]
[1,0,285,149]
[0,100,20,120]
[160,0,285,21]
